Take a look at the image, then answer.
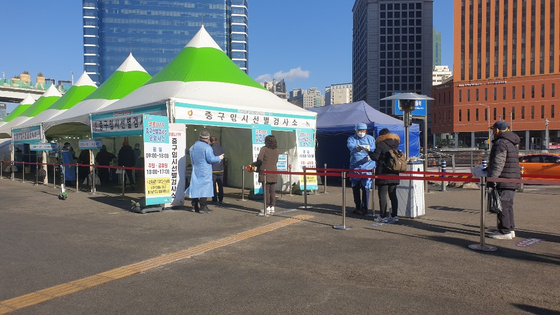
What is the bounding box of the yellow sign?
[299,170,318,190]
[146,177,171,196]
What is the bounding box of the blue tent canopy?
[307,101,420,170]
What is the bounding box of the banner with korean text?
[251,125,271,194]
[296,128,318,191]
[12,125,43,144]
[166,124,186,208]
[143,115,172,206]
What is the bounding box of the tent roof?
[43,54,151,135]
[21,72,97,128]
[98,26,314,118]
[0,95,36,124]
[306,101,415,134]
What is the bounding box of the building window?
[485,88,488,101]
[531,106,535,119]
[521,106,525,119]
[552,105,555,118]
[449,110,451,122]
[467,109,470,122]
[493,108,497,120]
[476,108,479,121]
[512,107,515,120]
[542,84,545,98]
[512,86,515,99]
[531,85,535,98]
[541,105,545,118]
[459,90,462,102]
[467,89,470,102]
[476,89,479,101]
[503,87,506,100]
[553,84,556,97]
[459,109,462,122]
[522,86,525,98]
[503,108,506,120]
[485,107,488,121]
[494,88,497,100]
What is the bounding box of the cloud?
[255,67,310,83]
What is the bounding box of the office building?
[0,103,6,120]
[432,65,452,86]
[83,0,248,84]
[432,0,560,150]
[352,0,433,115]
[433,28,441,66]
[262,79,288,100]
[289,88,324,108]
[325,83,353,105]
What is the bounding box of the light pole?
[545,119,549,150]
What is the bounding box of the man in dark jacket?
[486,121,520,240]
[369,128,401,223]
[210,136,225,205]
[118,138,136,188]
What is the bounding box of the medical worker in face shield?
[347,122,376,215]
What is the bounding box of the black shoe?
[352,209,365,215]
[203,207,213,214]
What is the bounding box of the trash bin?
[396,162,425,218]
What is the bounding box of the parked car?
[519,153,560,179]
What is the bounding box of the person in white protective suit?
[185,130,224,214]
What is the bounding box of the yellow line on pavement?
[0,214,314,314]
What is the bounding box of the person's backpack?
[385,149,407,173]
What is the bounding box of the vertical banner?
[251,125,271,194]
[143,115,172,206]
[166,123,186,208]
[296,128,318,191]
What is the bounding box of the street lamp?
[545,119,549,150]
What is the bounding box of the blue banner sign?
[30,143,56,151]
[79,139,103,150]
[393,99,427,116]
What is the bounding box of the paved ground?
[0,177,559,314]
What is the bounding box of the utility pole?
[545,119,549,150]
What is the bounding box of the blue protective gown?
[347,134,376,188]
[185,140,222,198]
[62,149,76,181]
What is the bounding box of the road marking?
[0,214,313,314]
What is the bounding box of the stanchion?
[0,161,3,179]
[35,162,39,186]
[368,168,375,216]
[75,162,79,191]
[288,164,292,196]
[333,171,351,230]
[519,166,524,193]
[121,166,126,196]
[469,176,497,252]
[323,163,328,194]
[258,171,268,217]
[53,163,57,188]
[441,159,447,191]
[298,166,313,209]
[91,164,97,194]
[22,161,25,183]
[241,165,246,201]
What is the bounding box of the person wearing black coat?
[368,128,401,223]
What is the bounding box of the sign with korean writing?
[12,125,42,144]
[251,125,271,194]
[174,102,316,131]
[91,104,167,138]
[79,139,102,150]
[165,124,186,208]
[277,154,288,171]
[143,114,172,206]
[392,93,427,116]
[30,143,56,151]
[296,128,318,191]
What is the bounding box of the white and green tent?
[19,72,98,131]
[0,85,62,138]
[93,26,317,190]
[0,94,36,129]
[44,54,151,137]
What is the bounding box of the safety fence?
[0,160,143,197]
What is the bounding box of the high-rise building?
[431,0,560,150]
[352,0,433,115]
[324,83,353,105]
[432,65,452,86]
[0,103,6,120]
[83,0,248,84]
[289,88,324,108]
[433,28,441,66]
[262,79,288,100]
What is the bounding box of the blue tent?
[307,101,420,171]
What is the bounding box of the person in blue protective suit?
[347,122,376,215]
[185,130,224,214]
[61,142,77,187]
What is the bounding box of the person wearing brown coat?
[252,135,279,215]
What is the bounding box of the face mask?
[357,132,366,138]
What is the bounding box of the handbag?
[487,188,502,214]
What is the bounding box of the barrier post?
[323,163,328,194]
[0,161,3,179]
[482,159,487,168]
[22,161,25,183]
[288,164,292,196]
[121,166,126,196]
[333,171,351,230]
[298,166,313,209]
[441,159,447,191]
[91,164,97,194]
[53,163,56,188]
[259,171,268,217]
[518,166,524,193]
[35,161,39,186]
[241,165,246,201]
[469,176,497,252]
[75,162,79,191]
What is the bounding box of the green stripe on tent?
[148,47,265,90]
[49,86,97,111]
[19,96,60,117]
[2,105,32,122]
[85,71,151,100]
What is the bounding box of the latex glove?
[219,154,224,160]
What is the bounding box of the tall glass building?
[83,0,248,84]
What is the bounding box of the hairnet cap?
[355,122,368,130]
[490,121,509,130]
[199,130,210,139]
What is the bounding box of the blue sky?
[0,1,453,112]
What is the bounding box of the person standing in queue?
[118,138,136,189]
[210,136,225,205]
[186,130,224,214]
[95,145,116,185]
[368,128,401,223]
[252,134,279,215]
[347,122,376,216]
[486,121,520,239]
